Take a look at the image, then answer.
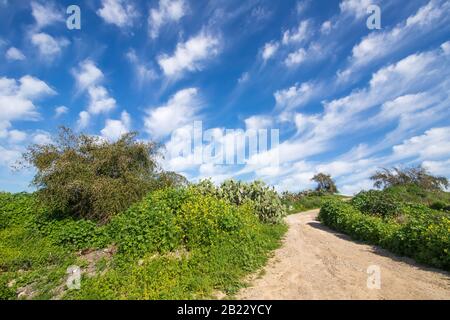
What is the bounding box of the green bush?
[20,127,160,222]
[0,184,288,299]
[196,179,286,224]
[384,184,450,206]
[351,190,401,218]
[107,190,184,257]
[177,192,256,248]
[0,275,16,300]
[319,200,450,271]
[429,201,450,212]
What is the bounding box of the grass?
[385,185,450,208]
[0,190,287,300]
[283,194,350,214]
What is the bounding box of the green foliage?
[281,191,347,214]
[384,184,450,210]
[107,190,184,257]
[370,166,448,191]
[429,201,450,212]
[177,193,256,248]
[195,179,286,224]
[0,186,286,299]
[351,190,401,218]
[311,173,338,194]
[20,127,160,222]
[0,275,16,300]
[319,199,450,271]
[65,222,287,300]
[151,171,189,190]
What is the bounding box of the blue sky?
[0,0,449,194]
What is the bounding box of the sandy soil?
[237,209,450,300]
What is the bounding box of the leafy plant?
[20,127,160,222]
[319,199,450,271]
[311,173,338,194]
[370,166,448,191]
[351,190,401,218]
[195,179,286,224]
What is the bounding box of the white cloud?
[244,115,273,130]
[240,44,450,191]
[158,32,220,78]
[72,60,116,117]
[296,0,310,15]
[144,88,201,139]
[97,0,138,28]
[442,41,450,55]
[423,159,450,177]
[237,72,249,84]
[18,75,56,99]
[8,130,27,143]
[339,0,372,18]
[77,111,90,130]
[284,48,306,67]
[0,122,27,143]
[32,131,52,145]
[282,20,310,45]
[392,127,450,161]
[0,145,22,167]
[406,0,446,26]
[72,60,104,91]
[126,49,158,84]
[5,47,25,61]
[294,113,319,134]
[31,32,69,58]
[54,105,68,117]
[262,41,279,61]
[31,1,64,29]
[0,75,55,124]
[338,0,450,81]
[101,111,131,141]
[274,82,315,110]
[87,86,116,115]
[149,0,188,39]
[320,20,332,34]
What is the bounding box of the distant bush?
[195,179,286,224]
[351,190,401,218]
[20,127,160,222]
[319,200,450,271]
[370,166,448,191]
[151,171,189,190]
[311,173,338,194]
[429,201,450,212]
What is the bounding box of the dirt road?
[237,209,450,300]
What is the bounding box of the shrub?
[311,173,338,194]
[0,193,40,229]
[177,192,256,248]
[429,201,450,212]
[351,190,401,218]
[319,199,450,271]
[370,166,448,191]
[107,190,185,257]
[20,127,160,222]
[196,179,286,224]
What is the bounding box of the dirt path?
[238,209,450,300]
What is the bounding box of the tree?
[311,173,338,194]
[370,166,448,191]
[20,127,161,222]
[152,171,189,189]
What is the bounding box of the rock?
[7,279,16,288]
